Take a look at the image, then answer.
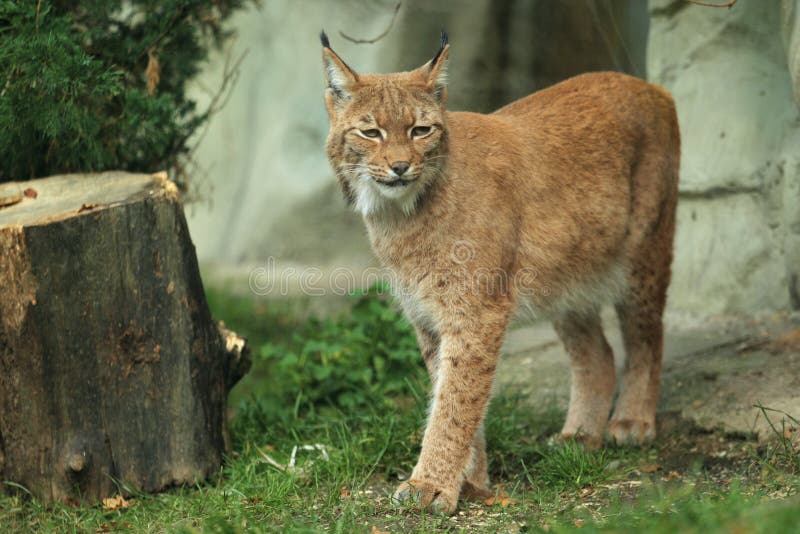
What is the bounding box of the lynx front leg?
[409,321,491,501]
[394,310,509,515]
[553,309,616,448]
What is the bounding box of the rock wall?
[783,0,800,309]
[187,0,647,296]
[186,0,800,314]
[649,0,800,312]
[785,0,800,105]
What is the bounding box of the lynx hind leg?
[608,257,671,445]
[608,162,676,445]
[609,207,675,445]
[553,309,616,449]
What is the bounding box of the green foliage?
[485,391,564,479]
[543,486,800,534]
[254,286,426,413]
[0,0,255,183]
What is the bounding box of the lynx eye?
[360,129,382,139]
[411,125,432,138]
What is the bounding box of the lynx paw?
[392,479,458,515]
[607,418,655,445]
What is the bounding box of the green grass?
[1,291,798,533]
[542,486,800,533]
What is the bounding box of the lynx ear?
[320,31,358,107]
[424,31,449,103]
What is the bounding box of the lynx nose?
[390,161,410,176]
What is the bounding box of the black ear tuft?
[320,30,330,48]
[431,29,448,65]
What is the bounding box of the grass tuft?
[751,403,800,476]
[529,440,617,491]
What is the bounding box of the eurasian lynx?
[321,32,679,514]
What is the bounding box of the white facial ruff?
[352,172,424,217]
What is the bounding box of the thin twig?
[188,46,248,155]
[172,45,247,195]
[205,49,248,117]
[685,0,736,7]
[339,2,401,44]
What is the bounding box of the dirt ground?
[361,314,800,531]
[496,310,800,443]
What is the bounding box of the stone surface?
[648,0,800,312]
[670,195,788,313]
[186,0,647,293]
[784,0,800,105]
[496,313,800,442]
[649,0,796,194]
[187,1,800,314]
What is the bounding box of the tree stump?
[0,172,251,503]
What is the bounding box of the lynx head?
[320,31,449,216]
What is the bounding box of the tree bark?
[0,171,250,503]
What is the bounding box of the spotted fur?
[321,34,680,515]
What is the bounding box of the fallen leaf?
[485,491,516,507]
[641,463,660,473]
[339,487,351,497]
[371,526,389,534]
[23,187,38,199]
[662,470,681,481]
[573,519,585,527]
[101,494,130,510]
